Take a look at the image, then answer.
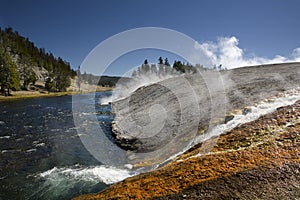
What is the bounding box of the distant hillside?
[0,27,76,95]
[79,73,131,87]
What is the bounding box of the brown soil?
[74,100,300,200]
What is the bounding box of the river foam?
[32,165,134,199]
[37,165,133,185]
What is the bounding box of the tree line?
[131,57,209,78]
[77,70,131,88]
[0,27,76,95]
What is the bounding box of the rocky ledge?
[75,99,300,200]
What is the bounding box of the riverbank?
[0,86,112,101]
[74,100,300,199]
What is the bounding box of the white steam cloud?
[100,70,177,105]
[193,36,300,69]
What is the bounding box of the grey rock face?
[111,75,206,153]
[111,63,300,156]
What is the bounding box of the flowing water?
[0,92,130,200]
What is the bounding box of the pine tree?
[173,60,185,73]
[158,57,163,64]
[23,68,37,89]
[164,58,170,66]
[0,50,20,95]
[45,77,54,92]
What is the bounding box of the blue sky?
[1,0,300,75]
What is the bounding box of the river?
[0,92,121,199]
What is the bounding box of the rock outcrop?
[111,63,300,158]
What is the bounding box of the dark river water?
[0,92,120,200]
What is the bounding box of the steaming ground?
[111,62,300,166]
[100,73,178,105]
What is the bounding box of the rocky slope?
[74,98,300,200]
[111,63,300,166]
